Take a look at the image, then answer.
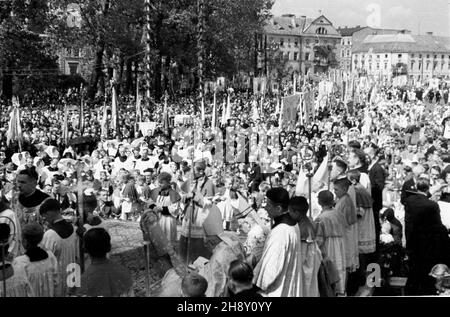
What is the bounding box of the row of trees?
[0,0,274,100]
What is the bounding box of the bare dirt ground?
[103,219,248,297]
[104,220,161,297]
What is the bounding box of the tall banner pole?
[144,0,152,99]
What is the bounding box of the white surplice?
[13,250,60,297]
[253,223,303,297]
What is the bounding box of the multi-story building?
[352,33,450,83]
[263,14,341,75]
[337,26,410,72]
[57,47,93,79]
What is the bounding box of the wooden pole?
[76,163,85,273]
[144,0,152,99]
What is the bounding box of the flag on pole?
[293,74,297,94]
[225,94,231,122]
[312,155,329,192]
[101,102,108,139]
[221,99,227,126]
[111,84,118,134]
[275,95,280,114]
[252,99,259,121]
[201,97,205,124]
[136,82,142,123]
[295,167,309,197]
[278,98,284,128]
[163,93,170,134]
[6,96,23,148]
[79,88,85,135]
[212,91,217,130]
[62,104,69,144]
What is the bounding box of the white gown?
[41,226,79,297]
[253,223,303,297]
[13,250,60,297]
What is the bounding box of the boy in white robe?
[0,223,34,297]
[39,199,79,297]
[289,196,322,297]
[315,190,347,296]
[253,188,303,297]
[13,224,59,297]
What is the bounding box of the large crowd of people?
[1,77,450,297]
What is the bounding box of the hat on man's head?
[194,160,207,170]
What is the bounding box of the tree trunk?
[87,43,105,99]
[118,55,124,95]
[153,15,163,101]
[125,59,133,95]
[2,71,13,100]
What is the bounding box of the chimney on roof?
[426,31,433,35]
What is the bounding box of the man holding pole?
[179,160,216,264]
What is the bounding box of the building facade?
[263,14,341,75]
[352,33,450,83]
[337,26,410,72]
[57,47,93,79]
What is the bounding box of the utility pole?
[144,0,152,99]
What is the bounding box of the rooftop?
[353,34,450,53]
[264,16,312,36]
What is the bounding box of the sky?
[271,0,450,36]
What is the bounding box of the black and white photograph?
[0,0,450,303]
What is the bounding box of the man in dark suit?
[401,165,425,206]
[248,162,263,193]
[365,145,385,252]
[404,179,450,295]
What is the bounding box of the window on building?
[426,62,430,70]
[347,50,350,57]
[410,62,414,70]
[376,55,380,59]
[427,54,430,58]
[377,63,380,70]
[341,51,345,58]
[442,55,445,59]
[68,62,79,75]
[305,53,310,61]
[419,54,422,58]
[384,63,388,69]
[280,38,284,46]
[434,55,437,59]
[411,54,415,58]
[398,54,402,58]
[418,62,422,70]
[294,52,298,61]
[294,40,298,47]
[316,27,327,35]
[385,54,388,58]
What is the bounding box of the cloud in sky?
[271,0,450,36]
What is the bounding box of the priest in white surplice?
[253,188,303,297]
